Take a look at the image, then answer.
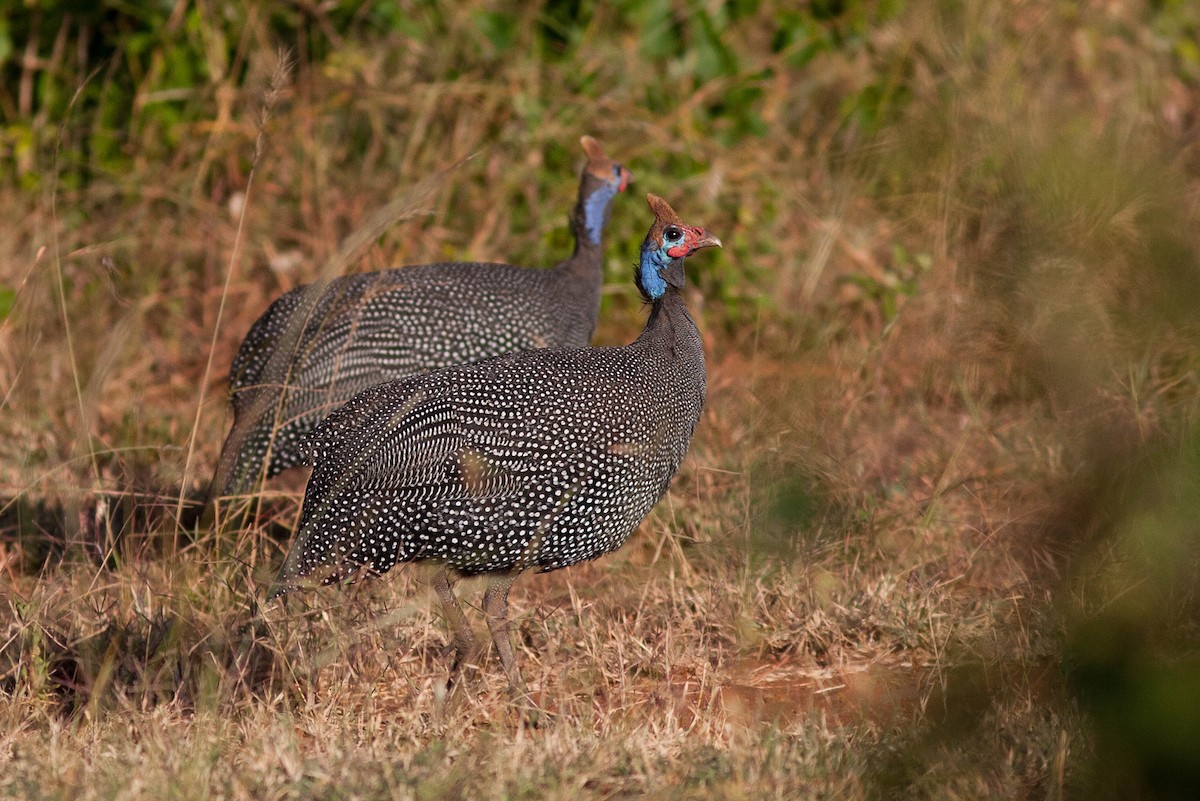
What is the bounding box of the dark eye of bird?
[664,226,681,242]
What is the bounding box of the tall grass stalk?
[175,52,292,530]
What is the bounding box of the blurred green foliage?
[0,0,400,189]
[1064,427,1200,798]
[4,3,1200,796]
[0,284,15,321]
[0,0,909,190]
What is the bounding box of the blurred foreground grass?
[2,1,1200,798]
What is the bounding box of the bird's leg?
[433,565,477,690]
[483,572,526,694]
[484,572,544,725]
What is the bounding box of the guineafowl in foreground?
[269,194,720,692]
[211,137,632,498]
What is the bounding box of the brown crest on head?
[645,193,683,248]
[581,135,631,188]
[645,193,722,258]
[646,193,683,227]
[580,135,606,161]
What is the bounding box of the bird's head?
[636,193,721,300]
[578,135,632,246]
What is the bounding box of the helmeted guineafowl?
[269,194,720,693]
[211,137,632,498]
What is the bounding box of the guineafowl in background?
[269,194,720,693]
[211,137,632,498]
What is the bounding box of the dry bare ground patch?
[2,2,1200,798]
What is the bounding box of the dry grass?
[2,1,1200,798]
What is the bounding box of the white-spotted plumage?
[269,195,720,692]
[212,137,630,497]
[275,316,704,586]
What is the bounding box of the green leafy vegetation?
[3,1,1200,799]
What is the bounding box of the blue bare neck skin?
[582,181,619,247]
[638,245,672,300]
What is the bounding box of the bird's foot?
[445,640,482,695]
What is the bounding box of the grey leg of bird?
[433,565,477,688]
[483,572,526,693]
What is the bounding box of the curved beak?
[618,165,633,192]
[689,227,722,253]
